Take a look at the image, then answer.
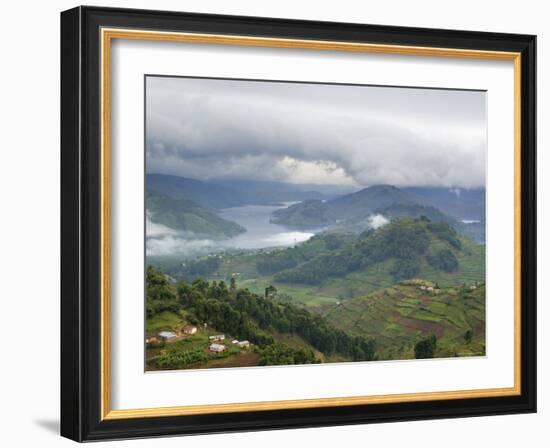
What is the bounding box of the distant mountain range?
[146,174,485,242]
[146,189,245,239]
[147,174,247,209]
[271,185,485,242]
[146,174,347,209]
[401,186,485,221]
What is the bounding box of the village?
[146,322,252,361]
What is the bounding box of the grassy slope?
[321,281,485,360]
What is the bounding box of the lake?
[146,202,322,257]
[219,203,318,250]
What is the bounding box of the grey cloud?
[145,76,486,188]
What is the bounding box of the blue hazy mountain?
[146,174,350,209]
[402,187,485,221]
[271,185,485,242]
[271,185,415,227]
[146,174,247,209]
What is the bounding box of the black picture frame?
[61,5,536,442]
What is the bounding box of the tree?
[414,333,437,359]
[427,248,458,272]
[464,329,473,344]
[265,285,277,299]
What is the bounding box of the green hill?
[273,218,475,285]
[321,280,485,360]
[146,189,245,238]
[379,203,484,242]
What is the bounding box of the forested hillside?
[145,266,375,370]
[146,189,245,238]
[271,218,473,285]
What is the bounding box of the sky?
[145,76,487,188]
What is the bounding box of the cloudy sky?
[146,76,487,188]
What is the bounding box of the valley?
[145,174,486,370]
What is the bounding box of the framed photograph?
[60,6,536,441]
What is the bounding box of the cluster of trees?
[145,265,179,317]
[390,258,421,281]
[426,222,462,249]
[255,343,318,366]
[414,333,437,359]
[427,248,459,272]
[146,266,377,365]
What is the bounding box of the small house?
[209,343,226,353]
[426,286,434,292]
[158,331,177,341]
[237,340,250,349]
[209,334,225,341]
[232,339,239,344]
[183,325,197,335]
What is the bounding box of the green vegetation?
[272,218,464,285]
[321,281,485,360]
[427,248,458,272]
[255,343,318,366]
[146,265,180,317]
[152,218,485,308]
[414,333,437,359]
[146,189,245,238]
[145,266,375,370]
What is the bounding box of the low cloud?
[146,235,215,257]
[368,214,390,229]
[146,215,216,256]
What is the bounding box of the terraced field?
[321,280,485,360]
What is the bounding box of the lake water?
[146,202,321,257]
[218,203,318,250]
